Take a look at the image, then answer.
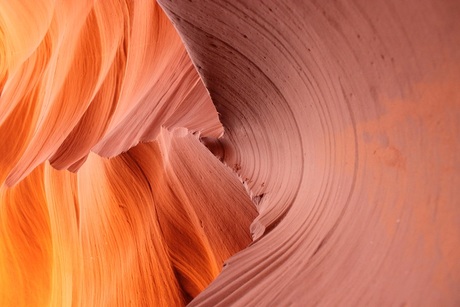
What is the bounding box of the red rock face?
[158,0,460,305]
[1,0,460,306]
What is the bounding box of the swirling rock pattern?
[1,0,460,306]
[0,128,256,306]
[0,0,223,185]
[158,0,460,305]
[0,2,253,306]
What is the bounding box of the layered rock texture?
[1,0,459,306]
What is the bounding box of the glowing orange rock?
[0,1,251,306]
[0,0,222,186]
[0,129,256,306]
[1,0,460,306]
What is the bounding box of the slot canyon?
[0,0,459,306]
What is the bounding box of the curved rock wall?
[1,0,459,306]
[158,0,460,305]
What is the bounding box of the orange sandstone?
[1,0,460,306]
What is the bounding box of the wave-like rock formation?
[1,0,460,306]
[0,0,223,186]
[1,2,255,305]
[159,0,460,305]
[0,128,256,306]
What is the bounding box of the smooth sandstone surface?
[0,128,256,306]
[0,0,223,186]
[1,2,254,305]
[0,0,459,306]
[158,0,460,305]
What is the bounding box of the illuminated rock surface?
[0,0,223,185]
[0,2,253,305]
[1,0,460,306]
